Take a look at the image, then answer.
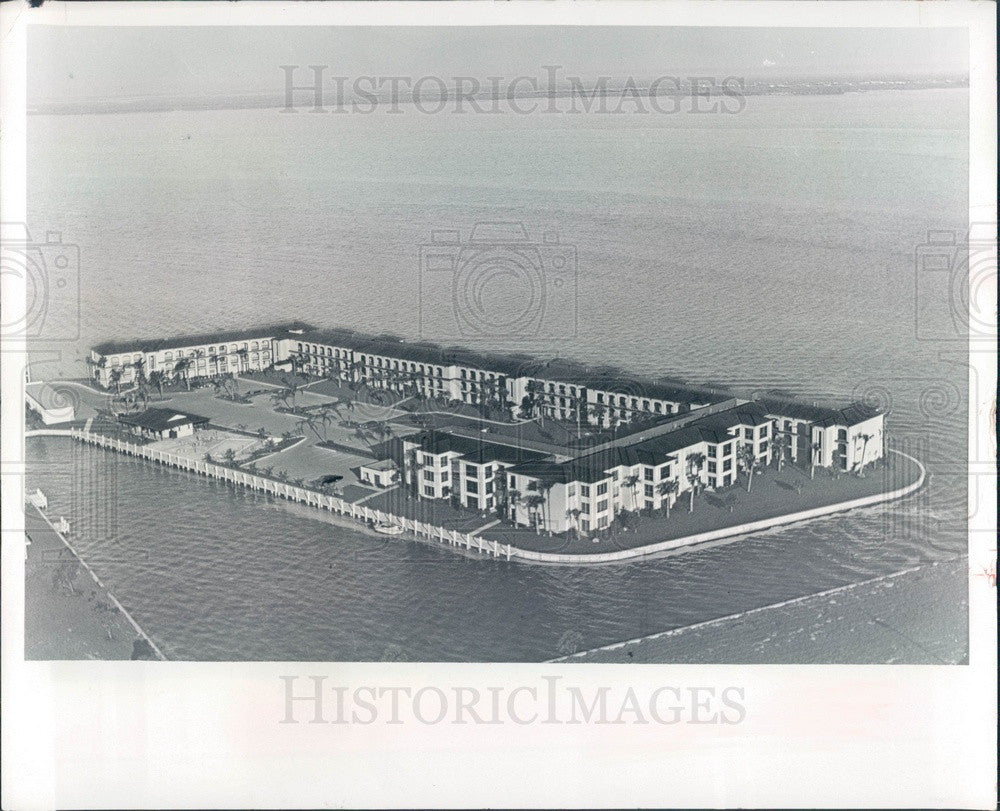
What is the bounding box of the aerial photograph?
[21,24,970,663]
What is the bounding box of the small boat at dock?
[373,522,404,536]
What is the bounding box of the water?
[25,88,969,661]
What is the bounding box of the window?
[581,519,590,532]
[708,445,717,458]
[644,484,654,498]
[567,484,576,498]
[598,516,609,529]
[423,470,435,482]
[759,441,769,453]
[761,424,769,437]
[644,467,654,481]
[723,459,732,471]
[596,499,608,514]
[580,484,590,498]
[596,482,608,496]
[424,485,434,497]
[708,461,717,473]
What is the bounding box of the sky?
[28,25,968,103]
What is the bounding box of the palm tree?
[588,401,607,429]
[174,357,192,390]
[524,494,546,534]
[319,408,335,441]
[856,433,874,476]
[506,488,522,522]
[739,445,758,493]
[538,480,556,535]
[280,377,301,411]
[108,367,123,394]
[810,441,822,479]
[236,347,250,373]
[772,430,789,472]
[132,356,147,385]
[192,349,206,382]
[686,452,706,512]
[566,508,583,539]
[657,479,679,518]
[623,473,641,520]
[148,370,165,396]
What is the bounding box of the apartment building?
[399,430,547,512]
[758,399,885,473]
[88,323,310,389]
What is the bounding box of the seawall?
[26,430,924,567]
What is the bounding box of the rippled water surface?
[26,88,969,661]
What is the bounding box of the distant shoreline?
[29,76,967,116]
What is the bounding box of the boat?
[373,522,404,536]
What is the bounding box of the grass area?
[481,454,920,555]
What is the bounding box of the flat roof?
[118,408,210,432]
[361,458,398,472]
[759,398,881,428]
[93,322,314,356]
[404,430,549,466]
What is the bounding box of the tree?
[108,367,123,394]
[280,377,301,410]
[174,357,192,390]
[148,370,165,396]
[622,473,642,526]
[686,453,706,512]
[566,508,583,539]
[588,401,607,429]
[739,444,758,493]
[132,356,147,385]
[506,488,522,522]
[538,481,556,535]
[810,441,822,479]
[223,448,237,465]
[524,494,546,533]
[657,479,679,518]
[772,430,789,472]
[856,433,874,476]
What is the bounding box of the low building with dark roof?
[118,408,209,441]
[358,458,399,489]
